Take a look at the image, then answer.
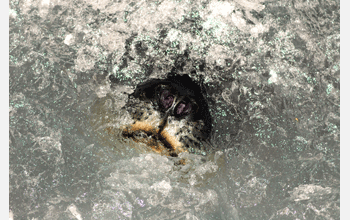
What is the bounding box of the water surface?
[9,0,339,219]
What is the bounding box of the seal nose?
[166,96,185,115]
[158,91,191,133]
[157,96,182,133]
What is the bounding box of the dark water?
[9,0,340,219]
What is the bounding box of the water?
[9,0,339,219]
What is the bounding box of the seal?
[120,74,213,157]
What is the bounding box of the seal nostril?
[160,90,174,110]
[175,101,192,117]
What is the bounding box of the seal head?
[122,74,213,157]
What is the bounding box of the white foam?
[289,184,332,202]
[268,70,279,84]
[67,204,83,220]
[9,9,17,18]
[64,34,74,46]
[150,180,172,196]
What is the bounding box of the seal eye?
[160,89,174,110]
[174,100,192,117]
